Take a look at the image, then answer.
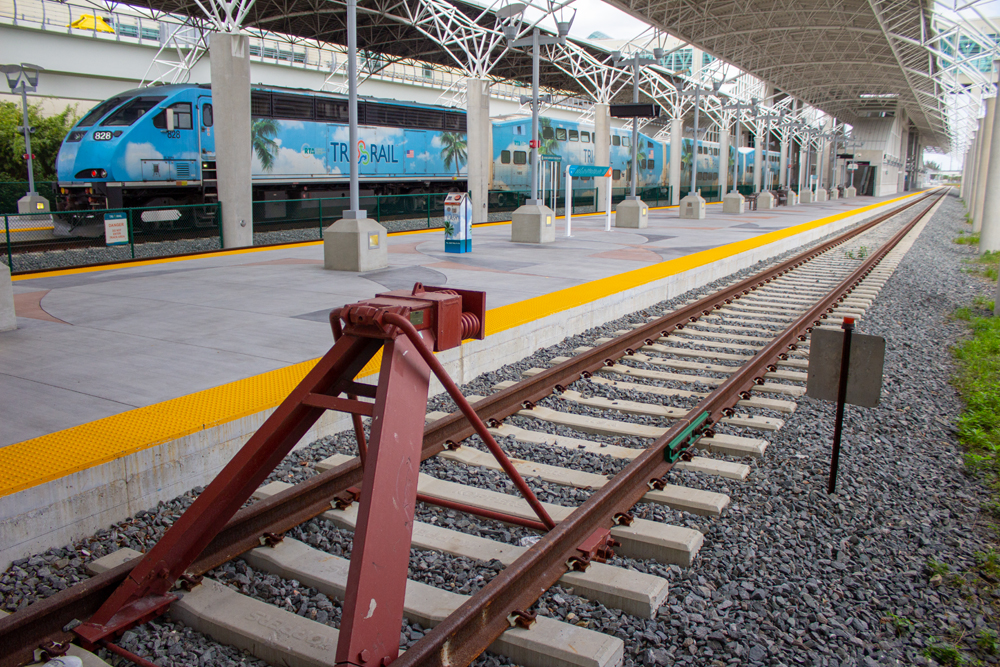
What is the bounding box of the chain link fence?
[3,203,222,274]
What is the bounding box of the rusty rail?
[0,190,940,667]
[392,189,946,667]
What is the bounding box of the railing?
[3,202,222,274]
[3,185,699,274]
[0,0,588,111]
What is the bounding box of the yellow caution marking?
[0,192,919,497]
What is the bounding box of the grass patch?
[964,251,1000,281]
[953,309,1000,498]
[956,231,981,245]
[923,637,966,665]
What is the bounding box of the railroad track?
[0,189,946,667]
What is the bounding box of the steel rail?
[0,189,939,667]
[391,189,947,667]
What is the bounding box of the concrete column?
[753,121,763,192]
[779,136,788,188]
[595,103,610,212]
[669,116,682,205]
[718,123,729,194]
[971,120,984,209]
[466,78,489,224]
[975,97,997,232]
[0,261,15,332]
[978,95,1000,252]
[961,147,971,200]
[210,33,253,248]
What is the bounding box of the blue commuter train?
[56,83,781,227]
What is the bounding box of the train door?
[198,96,215,159]
[198,96,217,206]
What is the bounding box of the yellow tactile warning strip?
[0,192,920,497]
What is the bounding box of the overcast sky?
[521,0,652,40]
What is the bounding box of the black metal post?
[828,316,855,494]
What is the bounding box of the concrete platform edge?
[0,194,917,571]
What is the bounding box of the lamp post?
[760,109,780,190]
[503,3,574,241]
[1,63,49,214]
[678,80,721,197]
[612,49,660,200]
[720,98,756,194]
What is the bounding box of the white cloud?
[281,120,305,130]
[417,151,431,160]
[123,142,163,163]
[253,146,329,176]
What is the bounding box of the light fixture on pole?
[612,50,656,202]
[503,1,573,241]
[678,78,723,197]
[1,63,49,214]
[759,108,780,190]
[721,97,756,194]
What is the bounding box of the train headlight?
[75,169,108,179]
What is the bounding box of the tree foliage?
[0,100,79,182]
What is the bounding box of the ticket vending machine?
[444,192,472,253]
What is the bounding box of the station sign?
[609,104,660,118]
[104,211,129,246]
[567,165,612,178]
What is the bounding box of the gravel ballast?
[2,190,996,667]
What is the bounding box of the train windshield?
[77,95,131,127]
[101,96,166,126]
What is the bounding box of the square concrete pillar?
[800,189,813,204]
[615,198,648,228]
[323,214,389,271]
[679,192,706,219]
[595,104,611,213]
[210,33,253,249]
[829,187,839,200]
[0,261,15,332]
[815,188,828,202]
[787,190,798,205]
[757,192,775,210]
[511,203,555,243]
[845,186,857,198]
[722,192,744,214]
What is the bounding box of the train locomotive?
[55,83,780,233]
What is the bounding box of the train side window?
[649,159,655,170]
[513,151,527,165]
[612,135,621,146]
[202,104,213,127]
[569,130,579,141]
[612,169,621,180]
[105,96,167,126]
[316,98,349,121]
[152,102,192,130]
[542,126,554,140]
[501,150,511,164]
[515,125,524,135]
[623,136,630,147]
[639,157,647,169]
[581,131,590,143]
[556,128,567,140]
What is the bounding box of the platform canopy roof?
[603,0,995,151]
[117,0,639,99]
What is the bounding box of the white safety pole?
[605,176,612,231]
[565,165,573,237]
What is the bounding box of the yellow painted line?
[0,192,921,497]
[8,226,55,233]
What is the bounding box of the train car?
[55,84,468,230]
[490,115,665,204]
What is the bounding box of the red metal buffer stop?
[74,284,559,667]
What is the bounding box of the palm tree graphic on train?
[439,132,468,175]
[252,118,280,172]
[680,140,693,187]
[537,117,560,156]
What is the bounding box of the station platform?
[0,191,924,568]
